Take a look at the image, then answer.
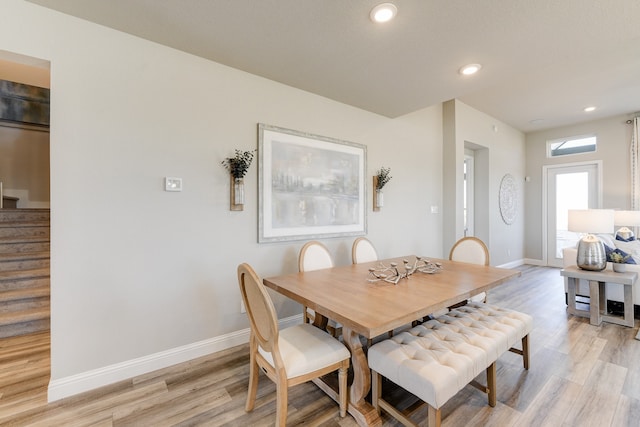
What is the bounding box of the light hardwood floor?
[2,265,640,426]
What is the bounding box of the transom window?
[547,135,597,158]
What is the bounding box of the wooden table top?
[263,256,521,339]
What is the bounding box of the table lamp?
[614,210,640,241]
[567,209,614,271]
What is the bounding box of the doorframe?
[542,160,603,266]
[463,151,475,237]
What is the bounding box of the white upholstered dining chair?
[298,241,337,332]
[449,236,490,303]
[237,263,350,426]
[351,237,379,264]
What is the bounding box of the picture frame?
[258,123,367,243]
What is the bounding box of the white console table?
[561,265,637,328]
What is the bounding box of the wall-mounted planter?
[230,175,244,211]
[373,167,391,212]
[373,176,382,211]
[222,149,255,212]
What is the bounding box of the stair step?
[0,235,50,245]
[0,318,50,339]
[0,287,49,304]
[0,252,50,270]
[0,277,49,292]
[0,225,49,240]
[0,268,50,282]
[0,220,50,228]
[0,251,50,262]
[0,240,50,255]
[0,307,49,328]
[0,209,50,223]
[0,237,50,256]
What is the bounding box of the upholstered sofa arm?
[562,247,577,269]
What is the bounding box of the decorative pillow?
[605,245,637,264]
[616,234,636,242]
[597,234,617,249]
[612,240,640,263]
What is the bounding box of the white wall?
[2,1,447,399]
[443,100,526,266]
[525,114,635,261]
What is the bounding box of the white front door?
[545,162,601,267]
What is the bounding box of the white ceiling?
[27,0,640,132]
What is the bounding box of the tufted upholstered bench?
[368,302,533,427]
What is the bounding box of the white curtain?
[631,117,640,210]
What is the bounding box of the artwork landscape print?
[258,124,366,242]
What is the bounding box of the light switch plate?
[165,177,182,192]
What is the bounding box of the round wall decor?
[499,173,518,225]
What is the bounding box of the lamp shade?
[614,210,640,226]
[567,209,614,234]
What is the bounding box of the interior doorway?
[0,52,51,209]
[544,161,602,267]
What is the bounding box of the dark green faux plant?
[375,167,392,190]
[222,149,255,179]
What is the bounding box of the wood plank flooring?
[1,265,640,426]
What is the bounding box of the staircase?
[0,209,50,338]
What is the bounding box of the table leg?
[624,283,634,327]
[590,280,602,326]
[567,277,578,316]
[342,327,382,427]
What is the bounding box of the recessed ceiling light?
[584,106,596,112]
[370,3,397,23]
[459,64,482,75]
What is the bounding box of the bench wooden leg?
[428,405,441,427]
[522,334,529,370]
[508,334,530,370]
[487,362,496,407]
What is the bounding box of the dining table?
[263,255,521,427]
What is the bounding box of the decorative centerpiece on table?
[222,149,255,211]
[367,257,442,284]
[373,166,392,211]
[609,251,631,273]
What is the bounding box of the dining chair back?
[450,236,490,303]
[298,241,334,326]
[299,240,334,272]
[449,236,490,266]
[352,237,378,264]
[237,263,350,426]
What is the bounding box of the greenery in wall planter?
[222,149,255,179]
[375,167,392,190]
[373,167,392,211]
[222,149,256,210]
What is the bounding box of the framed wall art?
[258,123,367,243]
[0,80,50,128]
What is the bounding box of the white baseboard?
[523,258,546,266]
[48,314,303,402]
[496,258,526,269]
